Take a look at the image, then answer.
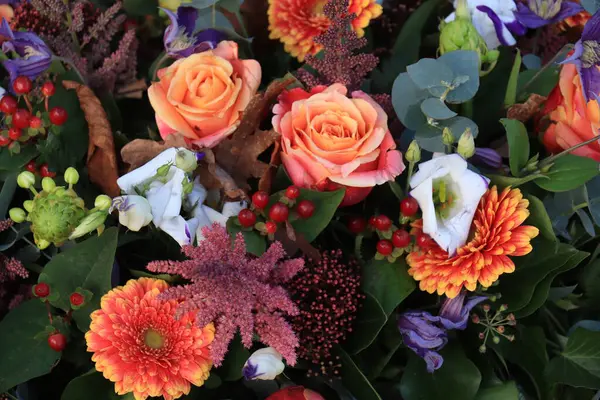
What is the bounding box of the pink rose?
[148,41,261,148]
[273,84,405,206]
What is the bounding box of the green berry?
[23,200,33,212]
[9,207,26,223]
[17,171,35,189]
[41,177,56,192]
[64,167,79,185]
[94,195,112,211]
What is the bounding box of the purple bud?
[472,147,503,169]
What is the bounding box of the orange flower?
[407,187,539,298]
[148,41,261,148]
[267,0,382,61]
[266,386,325,400]
[542,63,600,161]
[86,278,214,400]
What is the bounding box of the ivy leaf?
[362,258,415,316]
[546,328,600,389]
[344,292,387,354]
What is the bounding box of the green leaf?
[344,292,387,354]
[546,328,600,389]
[61,370,122,400]
[420,98,457,120]
[290,188,345,243]
[339,347,382,400]
[42,228,119,332]
[352,318,403,379]
[475,381,519,400]
[501,119,530,177]
[439,50,480,103]
[362,258,415,316]
[389,181,404,200]
[0,300,61,393]
[0,146,38,172]
[407,58,453,92]
[226,218,266,256]
[400,346,482,400]
[526,194,557,242]
[392,72,429,130]
[123,0,158,15]
[0,173,17,217]
[415,124,445,153]
[582,0,600,13]
[190,0,219,8]
[517,64,560,101]
[504,50,522,107]
[536,154,599,192]
[215,334,249,381]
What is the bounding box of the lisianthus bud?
[41,177,56,192]
[457,128,475,159]
[406,140,421,163]
[242,347,285,380]
[64,167,80,185]
[9,207,26,223]
[94,195,112,211]
[69,211,109,240]
[110,195,153,232]
[17,171,35,189]
[442,127,454,146]
[175,149,198,173]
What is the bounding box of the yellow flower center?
[144,329,165,349]
[432,179,457,219]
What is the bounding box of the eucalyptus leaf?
[415,124,445,153]
[421,98,457,120]
[407,58,453,91]
[581,0,600,14]
[439,50,480,103]
[392,73,429,130]
[439,116,479,140]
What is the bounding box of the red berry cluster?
[0,76,67,155]
[346,197,434,262]
[25,160,56,177]
[237,186,316,238]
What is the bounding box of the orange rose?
[273,84,405,206]
[148,41,261,148]
[542,63,600,161]
[266,386,324,400]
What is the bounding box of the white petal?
[193,206,213,242]
[221,201,247,219]
[115,195,153,231]
[243,347,285,380]
[204,206,228,226]
[117,148,179,194]
[146,168,185,224]
[184,177,207,212]
[410,177,438,235]
[158,216,191,246]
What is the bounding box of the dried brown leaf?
[114,79,148,99]
[120,134,188,171]
[507,94,547,122]
[63,80,120,196]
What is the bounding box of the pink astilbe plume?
[147,223,305,366]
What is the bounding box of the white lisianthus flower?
[446,0,523,50]
[409,154,489,256]
[242,347,285,380]
[110,195,153,231]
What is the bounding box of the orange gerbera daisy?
[268,0,382,61]
[86,278,215,400]
[407,186,539,298]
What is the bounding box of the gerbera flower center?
[432,178,457,219]
[144,328,165,349]
[582,40,600,68]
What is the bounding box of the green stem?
[462,99,473,119]
[519,44,573,97]
[540,134,600,167]
[544,307,567,336]
[63,0,82,55]
[52,56,87,85]
[11,225,52,261]
[3,392,18,400]
[405,162,415,194]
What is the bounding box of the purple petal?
[505,19,527,36]
[582,10,600,41]
[177,7,198,35]
[195,28,226,46]
[514,3,550,29]
[0,18,14,40]
[242,361,262,380]
[472,147,503,169]
[580,65,600,104]
[162,8,179,46]
[423,350,444,373]
[439,292,466,321]
[553,1,585,23]
[476,5,516,47]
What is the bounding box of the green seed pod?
[23,200,34,212]
[94,195,112,211]
[457,128,475,159]
[405,140,421,163]
[69,211,108,240]
[41,177,56,192]
[9,207,26,223]
[17,171,35,189]
[175,149,198,173]
[64,167,80,185]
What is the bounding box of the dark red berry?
[252,191,269,209]
[0,136,11,147]
[25,160,37,173]
[13,76,32,95]
[124,18,138,31]
[265,221,277,234]
[70,292,85,307]
[47,333,67,352]
[41,82,55,97]
[392,230,411,248]
[49,107,67,126]
[29,116,42,129]
[368,216,377,227]
[401,197,419,217]
[296,199,315,218]
[0,95,17,114]
[376,240,394,256]
[238,209,257,228]
[416,233,434,249]
[269,202,289,223]
[373,215,392,231]
[33,282,50,298]
[285,185,300,200]
[8,127,21,140]
[12,109,31,129]
[39,163,56,178]
[347,217,367,234]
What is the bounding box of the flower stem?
[3,392,18,400]
[539,135,600,167]
[405,162,415,194]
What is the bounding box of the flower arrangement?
[1,0,600,399]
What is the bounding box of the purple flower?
[472,147,504,169]
[0,19,51,89]
[438,292,486,330]
[163,7,225,59]
[562,10,600,102]
[398,312,447,372]
[514,0,584,29]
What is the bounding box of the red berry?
[0,136,11,147]
[416,233,434,249]
[0,95,17,114]
[285,185,300,200]
[49,107,67,126]
[70,292,85,307]
[13,76,32,95]
[238,209,257,228]
[29,116,42,129]
[368,216,377,227]
[33,282,50,298]
[296,199,315,218]
[401,197,419,217]
[12,108,31,129]
[392,230,411,248]
[39,163,56,178]
[41,81,55,97]
[347,217,367,234]
[252,191,269,209]
[25,160,37,173]
[8,127,21,140]
[373,215,392,231]
[124,19,138,31]
[376,240,394,256]
[47,333,67,352]
[269,202,289,223]
[266,221,277,234]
